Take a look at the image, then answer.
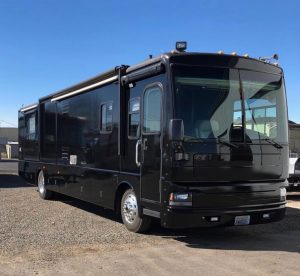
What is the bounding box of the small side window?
[100,102,113,133]
[29,116,36,136]
[25,112,37,140]
[128,98,140,138]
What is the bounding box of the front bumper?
[160,180,288,229]
[162,203,286,228]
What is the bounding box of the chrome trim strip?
[143,208,160,218]
[20,104,38,113]
[51,76,118,102]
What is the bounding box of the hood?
[170,142,288,183]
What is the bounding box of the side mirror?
[169,119,184,141]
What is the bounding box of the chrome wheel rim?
[123,192,138,224]
[38,172,45,194]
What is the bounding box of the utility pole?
[0,120,17,127]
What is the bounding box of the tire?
[121,189,151,233]
[37,170,53,200]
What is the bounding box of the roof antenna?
[149,54,153,59]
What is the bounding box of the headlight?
[280,187,287,201]
[169,192,192,206]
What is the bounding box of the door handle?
[135,139,142,167]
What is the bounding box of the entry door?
[140,84,162,202]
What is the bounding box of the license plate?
[234,215,250,226]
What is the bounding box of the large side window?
[143,86,162,133]
[100,102,113,133]
[128,98,140,138]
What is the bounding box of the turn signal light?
[280,187,286,201]
[169,192,192,206]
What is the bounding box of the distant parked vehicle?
[288,153,300,190]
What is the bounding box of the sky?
[0,0,299,127]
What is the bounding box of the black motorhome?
[19,43,289,232]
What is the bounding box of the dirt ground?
[0,162,299,275]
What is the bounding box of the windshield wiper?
[262,138,283,149]
[218,138,239,149]
[183,136,204,142]
[183,136,239,148]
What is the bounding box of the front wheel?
[121,189,151,233]
[37,170,53,199]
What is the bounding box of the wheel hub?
[123,193,138,224]
[38,173,45,194]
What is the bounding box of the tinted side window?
[100,102,113,133]
[128,98,140,138]
[25,112,37,141]
[41,102,56,160]
[143,86,161,133]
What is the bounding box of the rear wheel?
[121,189,151,233]
[37,170,53,199]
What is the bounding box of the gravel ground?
[0,175,167,263]
[0,162,300,275]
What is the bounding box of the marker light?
[176,41,187,52]
[231,51,237,56]
[243,54,249,58]
[169,192,192,206]
[262,213,270,219]
[217,50,224,54]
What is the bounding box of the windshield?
[173,66,288,143]
[241,70,288,143]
